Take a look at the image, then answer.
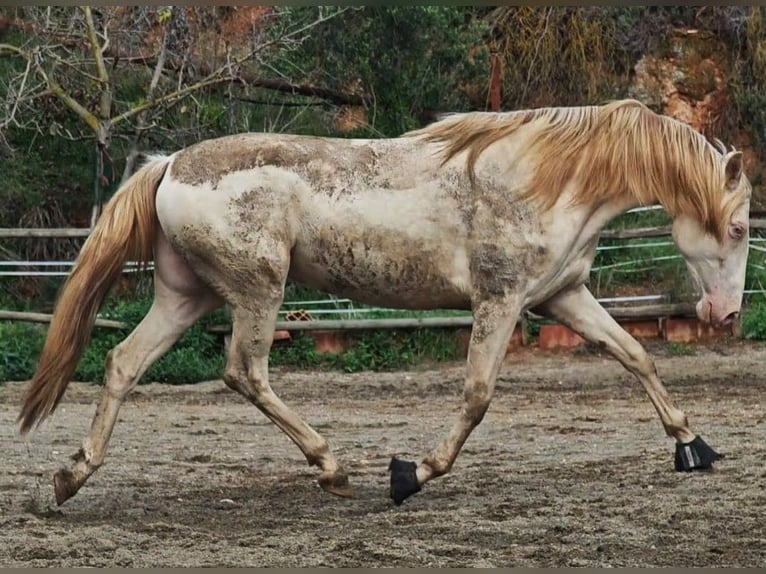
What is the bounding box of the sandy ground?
[0,341,764,567]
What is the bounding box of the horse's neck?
[570,193,647,246]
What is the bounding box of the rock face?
[630,29,728,134]
[629,28,762,206]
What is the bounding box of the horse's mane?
[406,99,749,241]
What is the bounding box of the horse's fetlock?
[664,409,690,436]
[305,439,330,469]
[71,447,88,464]
[73,443,105,470]
[423,456,452,477]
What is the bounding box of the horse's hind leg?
[224,301,350,497]
[53,237,222,505]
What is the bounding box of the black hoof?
[674,436,723,472]
[388,457,421,505]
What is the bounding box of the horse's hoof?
[674,436,723,472]
[53,468,80,506]
[318,470,353,498]
[388,457,421,505]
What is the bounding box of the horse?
[18,99,751,507]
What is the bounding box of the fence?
[2,207,766,333]
[0,301,698,335]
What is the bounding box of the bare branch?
[2,5,355,151]
[47,51,103,83]
[81,6,111,121]
[121,16,170,183]
[47,80,100,133]
[81,7,109,85]
[0,43,25,57]
[111,75,233,126]
[247,77,369,107]
[1,52,32,129]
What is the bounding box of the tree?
[0,6,348,224]
[271,7,490,136]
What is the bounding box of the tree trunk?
[89,142,103,228]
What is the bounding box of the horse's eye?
[729,223,746,241]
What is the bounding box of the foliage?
[0,296,228,384]
[0,5,349,236]
[485,7,708,108]
[665,342,696,357]
[272,6,490,135]
[742,301,766,340]
[270,335,323,370]
[526,319,542,339]
[487,7,629,108]
[0,322,45,381]
[0,294,463,383]
[732,7,766,150]
[271,329,463,373]
[4,6,766,377]
[0,130,92,225]
[482,3,766,185]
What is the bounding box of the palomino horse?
[19,99,751,506]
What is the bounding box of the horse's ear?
[724,150,743,191]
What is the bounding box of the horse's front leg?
[389,295,521,505]
[538,284,722,471]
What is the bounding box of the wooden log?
[599,225,671,239]
[2,303,697,334]
[0,310,126,329]
[207,303,698,334]
[0,228,90,238]
[208,315,476,333]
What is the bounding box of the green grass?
[0,292,465,382]
[665,342,696,356]
[271,328,463,373]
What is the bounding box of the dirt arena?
[1,341,764,567]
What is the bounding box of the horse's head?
[671,150,751,328]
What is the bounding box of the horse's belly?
[288,236,472,310]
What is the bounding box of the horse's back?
[153,131,475,309]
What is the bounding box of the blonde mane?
[407,100,749,241]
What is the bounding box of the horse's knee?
[223,363,247,394]
[463,381,492,426]
[103,348,138,400]
[223,363,267,402]
[621,342,655,377]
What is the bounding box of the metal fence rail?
[0,301,698,333]
[3,209,766,317]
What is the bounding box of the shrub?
[0,293,468,385]
[742,302,766,340]
[0,322,45,381]
[270,329,463,373]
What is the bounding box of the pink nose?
[720,310,739,326]
[697,299,740,327]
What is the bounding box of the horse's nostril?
[724,311,740,325]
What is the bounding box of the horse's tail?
[18,156,170,435]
